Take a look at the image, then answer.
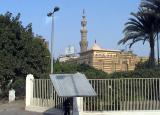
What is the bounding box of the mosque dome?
[91,42,103,50]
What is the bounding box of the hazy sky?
[1,0,154,58]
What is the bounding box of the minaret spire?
[80,9,88,53]
[83,9,85,16]
[95,39,97,44]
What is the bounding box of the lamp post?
[157,32,159,66]
[47,6,60,74]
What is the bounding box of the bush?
[12,78,25,98]
[108,68,160,79]
[54,61,160,79]
[54,62,108,79]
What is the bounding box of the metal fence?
[30,78,160,111]
[31,79,66,109]
[83,78,160,111]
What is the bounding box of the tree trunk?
[149,37,155,67]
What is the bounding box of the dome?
[91,43,102,50]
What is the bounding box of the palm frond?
[118,8,156,49]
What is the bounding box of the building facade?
[77,43,139,73]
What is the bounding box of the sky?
[0,0,154,58]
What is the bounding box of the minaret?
[80,9,88,53]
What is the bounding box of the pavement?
[0,99,43,115]
[0,99,64,115]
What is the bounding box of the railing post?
[26,74,34,107]
[73,97,83,115]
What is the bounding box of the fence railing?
[31,79,66,109]
[29,78,160,111]
[83,78,160,111]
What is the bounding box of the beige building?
[78,42,139,73]
[68,10,146,73]
[59,55,78,63]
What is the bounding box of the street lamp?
[47,6,60,74]
[157,32,159,66]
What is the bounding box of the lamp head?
[47,12,52,17]
[54,6,60,13]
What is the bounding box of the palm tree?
[118,8,157,67]
[141,0,160,66]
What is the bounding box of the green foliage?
[135,59,160,70]
[12,78,25,97]
[135,60,150,70]
[54,60,160,79]
[0,12,50,97]
[108,68,160,79]
[54,61,108,79]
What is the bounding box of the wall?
[83,111,160,115]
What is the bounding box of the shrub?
[12,78,25,98]
[108,68,160,79]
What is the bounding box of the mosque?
[64,10,147,73]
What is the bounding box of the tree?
[118,8,157,67]
[54,60,108,79]
[0,12,50,97]
[141,0,160,66]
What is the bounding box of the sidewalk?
[0,99,64,115]
[0,99,42,115]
